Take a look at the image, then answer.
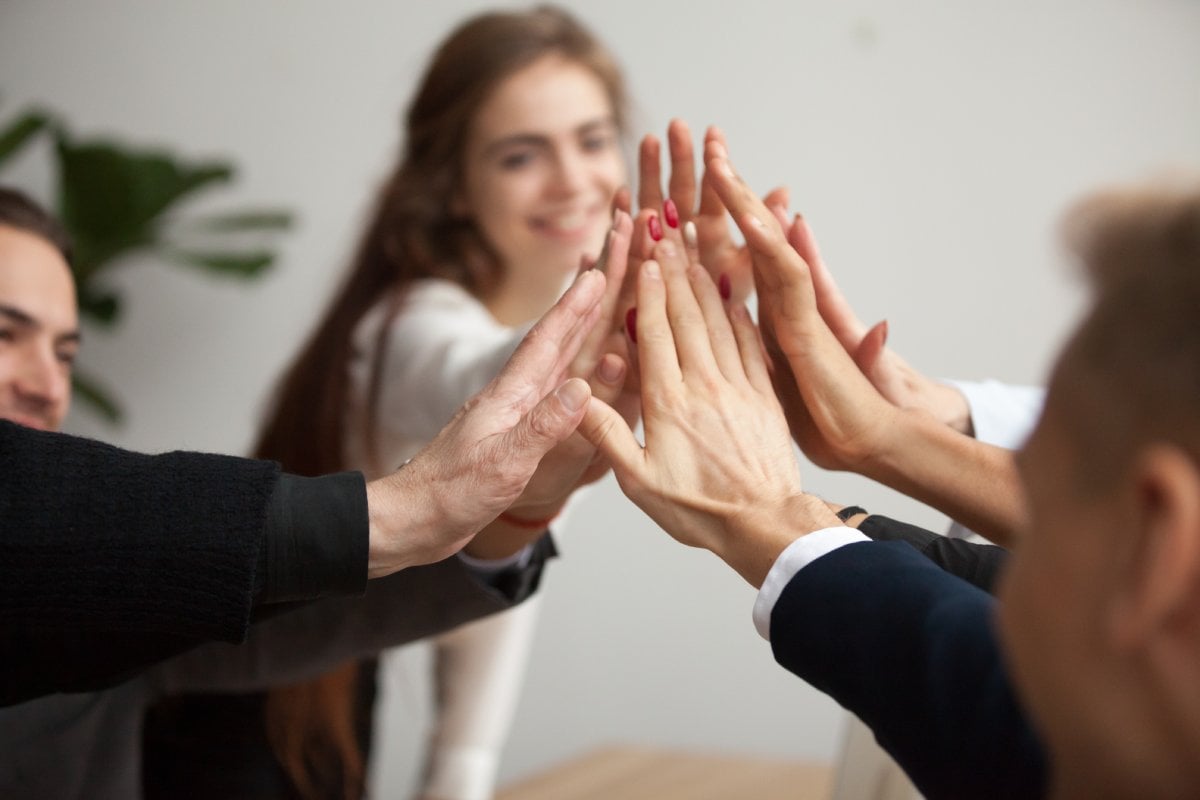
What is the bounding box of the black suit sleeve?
[770,541,1046,800]
[858,514,1009,593]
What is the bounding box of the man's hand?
[578,231,837,588]
[364,269,606,577]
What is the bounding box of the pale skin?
[701,138,1027,547]
[0,224,79,432]
[579,217,838,588]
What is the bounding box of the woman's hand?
[704,141,1026,546]
[701,138,902,473]
[783,212,973,435]
[638,120,788,305]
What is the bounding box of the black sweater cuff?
[258,471,369,603]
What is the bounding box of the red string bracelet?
[498,510,560,530]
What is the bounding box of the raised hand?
[365,268,607,577]
[638,120,788,305]
[579,226,837,588]
[785,213,972,434]
[704,140,1026,546]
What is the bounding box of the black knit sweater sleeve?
[0,421,282,703]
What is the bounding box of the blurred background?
[3,0,1198,794]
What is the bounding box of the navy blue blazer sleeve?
[770,540,1047,800]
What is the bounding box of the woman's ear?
[1109,444,1200,650]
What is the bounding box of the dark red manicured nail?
[625,307,638,343]
[648,214,663,242]
[719,273,732,301]
[663,199,680,229]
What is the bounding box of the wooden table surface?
[497,745,833,800]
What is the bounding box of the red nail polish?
[663,199,679,229]
[719,273,732,301]
[648,214,663,242]
[625,307,638,343]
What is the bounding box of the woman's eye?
[581,134,614,153]
[56,349,77,367]
[0,329,14,342]
[499,151,535,170]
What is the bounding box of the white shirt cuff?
[942,379,1045,449]
[752,527,870,640]
[456,543,534,574]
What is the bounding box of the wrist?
[716,493,842,588]
[932,382,974,436]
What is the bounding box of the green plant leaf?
[55,129,234,281]
[0,109,52,168]
[164,248,276,278]
[71,369,123,424]
[183,209,294,232]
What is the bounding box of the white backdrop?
[3,0,1199,794]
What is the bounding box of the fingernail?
[597,355,624,384]
[880,320,889,346]
[719,273,732,301]
[556,378,589,413]
[648,214,663,241]
[683,220,698,249]
[719,159,735,178]
[643,260,661,280]
[663,199,679,229]
[625,307,638,343]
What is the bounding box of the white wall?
[3,0,1199,793]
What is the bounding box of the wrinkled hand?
[505,211,641,518]
[578,231,832,587]
[365,269,606,577]
[703,139,902,473]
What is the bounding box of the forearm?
[867,409,1026,547]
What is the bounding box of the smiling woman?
[140,7,633,800]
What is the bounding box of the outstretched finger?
[631,259,682,385]
[729,303,774,394]
[578,396,645,488]
[667,119,698,224]
[654,239,717,377]
[686,264,745,385]
[495,270,605,407]
[638,134,664,212]
[788,213,868,348]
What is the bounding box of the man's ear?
[1109,444,1200,649]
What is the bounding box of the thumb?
[577,395,644,481]
[854,320,890,387]
[502,378,591,466]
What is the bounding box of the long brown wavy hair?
[253,7,628,798]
